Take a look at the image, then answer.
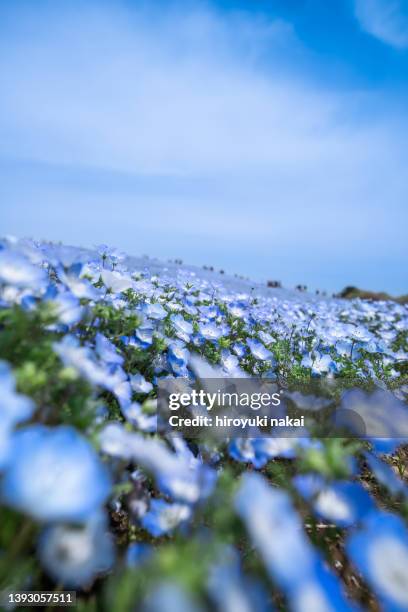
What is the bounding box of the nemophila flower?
[141,499,192,536]
[43,243,87,269]
[291,562,357,612]
[293,475,375,527]
[143,302,167,320]
[121,402,157,432]
[99,423,135,460]
[349,324,372,343]
[38,512,114,588]
[130,373,153,394]
[95,244,126,267]
[236,473,352,609]
[95,333,124,365]
[220,350,241,376]
[347,512,408,611]
[208,547,272,612]
[166,301,183,313]
[247,338,273,361]
[0,249,46,290]
[258,330,275,345]
[199,320,225,342]
[301,352,337,376]
[363,338,386,354]
[135,324,154,347]
[53,335,107,387]
[364,451,407,498]
[232,342,247,358]
[105,365,132,408]
[50,292,84,326]
[2,425,111,521]
[99,424,215,504]
[229,438,268,469]
[228,301,248,318]
[236,472,316,589]
[100,269,133,293]
[167,342,190,376]
[334,339,354,357]
[181,299,198,316]
[57,265,99,300]
[254,435,313,462]
[199,304,220,319]
[0,361,35,426]
[171,314,194,342]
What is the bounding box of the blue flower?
[99,424,215,504]
[171,314,194,342]
[141,499,192,536]
[0,249,46,290]
[167,342,190,376]
[121,402,157,432]
[198,304,220,319]
[2,425,111,521]
[347,512,408,611]
[58,265,99,300]
[301,352,337,376]
[293,475,375,527]
[53,335,107,387]
[235,472,318,590]
[199,321,226,341]
[105,365,132,408]
[228,301,248,318]
[95,333,124,365]
[135,324,154,347]
[235,473,351,608]
[247,338,274,361]
[143,302,167,320]
[38,511,114,587]
[130,373,153,394]
[232,342,247,358]
[100,269,134,293]
[220,350,243,376]
[258,330,274,345]
[50,292,84,326]
[229,438,268,469]
[208,547,271,612]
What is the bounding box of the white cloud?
[354,0,408,48]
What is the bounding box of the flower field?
[0,237,407,611]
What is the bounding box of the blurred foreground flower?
[347,512,408,611]
[38,512,114,587]
[2,425,111,521]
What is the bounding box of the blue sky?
[1,0,407,293]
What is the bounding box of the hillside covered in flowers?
[0,237,407,611]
